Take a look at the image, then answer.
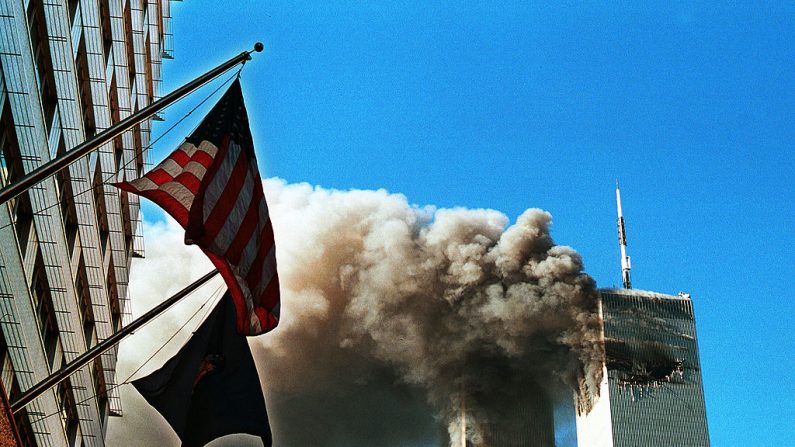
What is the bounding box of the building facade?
[0,0,173,445]
[484,378,556,447]
[576,289,710,447]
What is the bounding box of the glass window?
[31,257,60,369]
[57,378,81,447]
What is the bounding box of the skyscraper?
[451,288,711,447]
[575,288,711,447]
[0,0,173,445]
[573,185,710,446]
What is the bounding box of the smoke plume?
[110,179,603,446]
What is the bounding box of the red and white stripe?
[117,136,279,336]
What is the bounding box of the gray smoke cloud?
[108,179,603,446]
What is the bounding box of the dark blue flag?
[133,293,271,446]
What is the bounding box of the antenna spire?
[616,181,632,289]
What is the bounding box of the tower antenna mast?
[616,181,632,289]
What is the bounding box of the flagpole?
[10,269,220,414]
[0,42,264,208]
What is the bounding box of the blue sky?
[142,2,794,445]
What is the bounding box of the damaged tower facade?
[0,0,173,445]
[575,288,710,447]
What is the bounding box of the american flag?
[116,79,279,336]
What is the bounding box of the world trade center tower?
[574,184,710,447]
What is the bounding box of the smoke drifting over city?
[114,179,604,446]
